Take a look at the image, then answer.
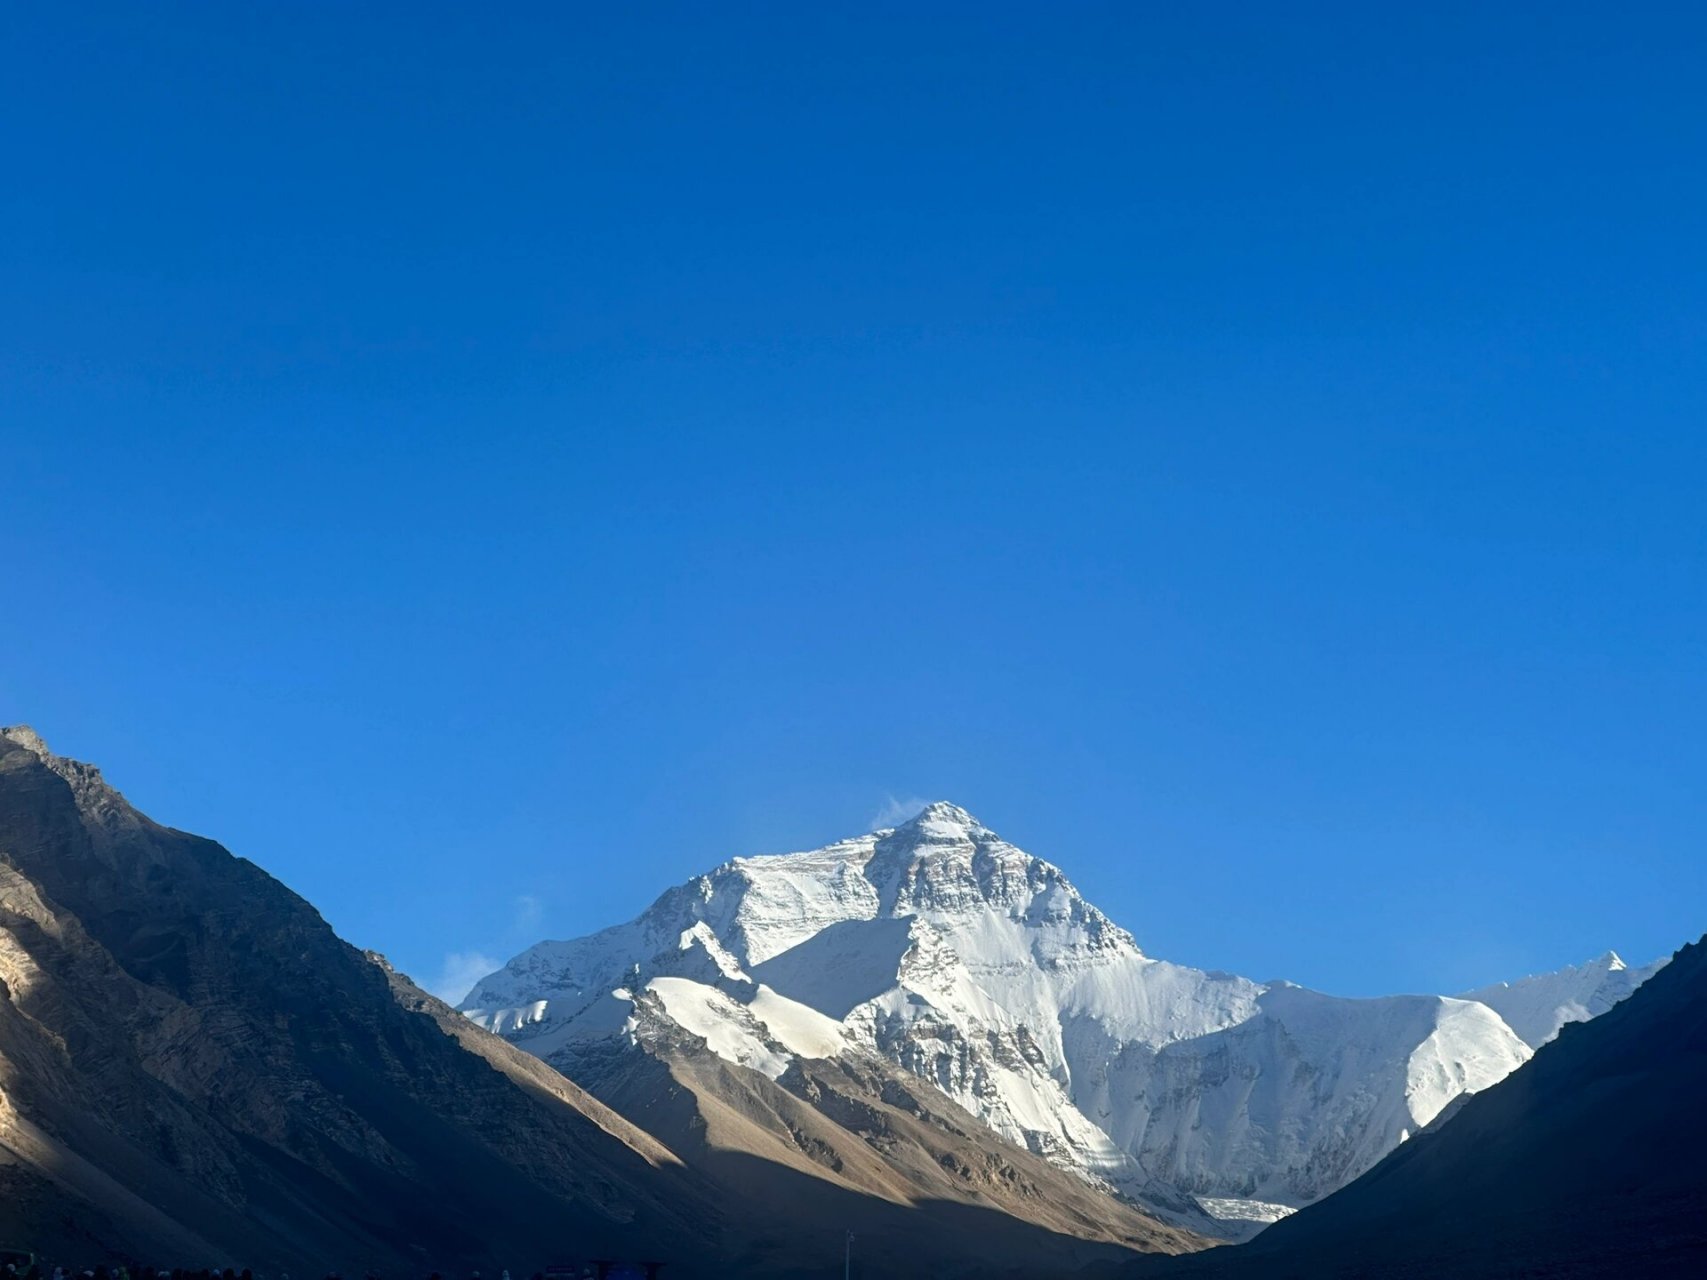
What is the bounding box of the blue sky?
[3,4,1703,1000]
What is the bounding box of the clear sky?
[4,4,1703,1001]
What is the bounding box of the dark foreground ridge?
[1116,931,1707,1279]
[0,728,1197,1277]
[0,727,716,1274]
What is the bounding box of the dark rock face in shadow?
[1122,934,1707,1279]
[705,1150,1190,1279]
[0,730,718,1274]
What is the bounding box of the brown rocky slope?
[567,985,1203,1275]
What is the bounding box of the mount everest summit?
[464,801,1666,1236]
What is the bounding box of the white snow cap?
[892,800,983,830]
[463,804,1668,1237]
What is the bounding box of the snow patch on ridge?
[747,984,850,1060]
[647,978,791,1079]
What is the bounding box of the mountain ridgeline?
[0,730,1693,1277]
[465,801,1666,1238]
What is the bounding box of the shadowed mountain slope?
[0,727,720,1273]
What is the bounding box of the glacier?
[462,802,1662,1235]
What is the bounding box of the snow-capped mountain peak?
[887,798,985,833]
[462,807,1664,1238]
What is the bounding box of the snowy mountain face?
[462,803,1661,1235]
[1461,950,1668,1049]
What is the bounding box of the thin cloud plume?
[869,794,930,830]
[429,950,500,1005]
[513,893,544,937]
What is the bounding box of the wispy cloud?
[425,894,547,1008]
[429,950,500,1005]
[512,893,543,937]
[869,794,930,830]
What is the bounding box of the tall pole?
[844,1229,853,1280]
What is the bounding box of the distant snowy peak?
[1462,949,1669,1049]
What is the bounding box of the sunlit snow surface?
[462,802,1662,1236]
[1462,950,1669,1049]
